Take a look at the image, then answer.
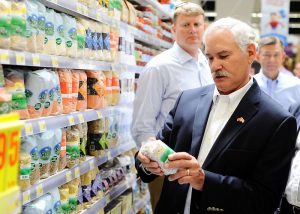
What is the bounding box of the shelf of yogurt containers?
[37,0,173,49]
[21,141,136,205]
[0,0,169,70]
[0,49,144,73]
[81,173,152,214]
[81,173,136,214]
[21,146,138,213]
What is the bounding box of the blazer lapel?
[202,82,260,169]
[190,85,214,157]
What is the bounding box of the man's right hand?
[137,152,164,176]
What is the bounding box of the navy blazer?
[136,81,297,214]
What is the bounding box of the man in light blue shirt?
[131,2,213,210]
[132,3,213,146]
[255,37,300,110]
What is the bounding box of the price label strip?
[38,121,47,132]
[0,50,10,64]
[24,123,33,136]
[16,52,25,65]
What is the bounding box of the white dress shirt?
[184,78,254,214]
[254,71,300,110]
[285,132,300,207]
[132,42,213,146]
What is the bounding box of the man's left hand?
[165,152,205,190]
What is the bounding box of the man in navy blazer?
[135,17,297,214]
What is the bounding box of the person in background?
[255,36,300,110]
[280,56,295,77]
[135,17,297,214]
[131,2,213,210]
[280,101,300,214]
[293,61,300,78]
[250,60,261,76]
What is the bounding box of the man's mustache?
[212,70,230,78]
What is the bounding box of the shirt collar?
[259,69,280,84]
[213,77,254,105]
[172,42,204,65]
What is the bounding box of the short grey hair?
[203,17,257,53]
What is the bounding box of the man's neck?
[263,70,279,80]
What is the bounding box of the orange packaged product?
[86,70,106,109]
[51,71,63,115]
[57,69,72,114]
[111,71,120,106]
[71,70,79,112]
[75,70,87,111]
[103,71,112,106]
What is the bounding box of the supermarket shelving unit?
[1,0,173,212]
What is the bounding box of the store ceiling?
[187,0,300,35]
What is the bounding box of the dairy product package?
[140,140,177,175]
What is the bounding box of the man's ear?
[247,43,256,64]
[171,24,176,40]
[171,24,176,34]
